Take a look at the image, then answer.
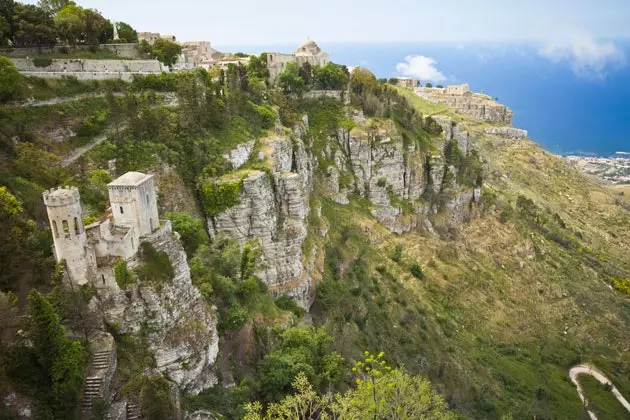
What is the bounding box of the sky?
[24,0,630,45]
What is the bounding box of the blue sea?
[217,42,630,157]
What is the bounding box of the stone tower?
[43,187,91,284]
[107,172,159,237]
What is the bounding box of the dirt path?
[569,364,630,420]
[60,123,125,167]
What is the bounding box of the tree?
[0,187,35,290]
[425,82,433,88]
[244,352,458,420]
[54,5,109,46]
[38,0,73,15]
[82,8,110,45]
[12,142,63,187]
[8,290,86,418]
[116,21,137,43]
[257,327,344,402]
[0,15,11,46]
[298,61,313,87]
[313,62,349,90]
[54,4,84,45]
[247,53,269,80]
[165,211,207,257]
[350,67,379,96]
[278,62,306,95]
[12,2,57,50]
[0,56,25,102]
[150,38,182,68]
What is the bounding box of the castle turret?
[108,172,159,237]
[43,186,91,284]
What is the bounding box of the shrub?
[135,242,174,286]
[0,56,25,102]
[410,263,425,280]
[114,260,136,288]
[165,211,207,257]
[377,177,387,187]
[32,57,53,68]
[274,295,306,317]
[201,179,243,217]
[390,244,403,262]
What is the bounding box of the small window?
[101,274,105,284]
[52,221,59,238]
[73,217,80,235]
[146,194,149,204]
[120,206,124,214]
[62,219,69,233]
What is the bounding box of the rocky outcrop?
[223,140,255,169]
[326,113,480,234]
[414,89,513,124]
[208,120,317,309]
[485,127,528,139]
[98,222,219,395]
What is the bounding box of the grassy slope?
[312,95,630,419]
[578,375,630,420]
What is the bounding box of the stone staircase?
[126,402,141,420]
[81,349,112,412]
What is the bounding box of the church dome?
[295,39,322,56]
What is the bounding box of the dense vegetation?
[1,8,630,418]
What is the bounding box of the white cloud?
[395,55,447,82]
[539,32,625,78]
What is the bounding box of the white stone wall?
[0,43,143,59]
[11,58,164,73]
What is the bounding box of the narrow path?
[569,364,630,420]
[6,92,119,108]
[60,123,126,167]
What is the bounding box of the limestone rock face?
[325,114,481,234]
[208,123,315,309]
[99,222,219,395]
[485,127,528,139]
[223,140,255,169]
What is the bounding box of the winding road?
[569,364,630,420]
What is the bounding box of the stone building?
[43,171,161,287]
[396,77,418,88]
[138,32,177,44]
[446,83,470,95]
[266,39,330,83]
[178,41,213,69]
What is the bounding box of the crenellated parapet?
[43,186,80,207]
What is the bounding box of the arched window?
[52,220,59,238]
[62,220,70,237]
[73,217,80,235]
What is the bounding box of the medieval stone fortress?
[43,172,163,288]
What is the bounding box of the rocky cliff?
[207,118,318,309]
[206,104,483,310]
[97,222,219,395]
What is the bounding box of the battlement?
[43,186,80,207]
